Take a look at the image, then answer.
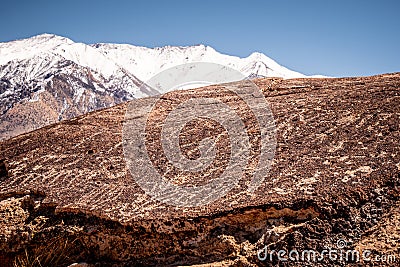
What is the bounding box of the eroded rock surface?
[0,73,399,266]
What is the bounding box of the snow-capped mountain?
[91,43,305,81]
[0,33,307,140]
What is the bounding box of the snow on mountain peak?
[248,51,264,59]
[1,34,308,80]
[31,33,70,42]
[0,33,309,94]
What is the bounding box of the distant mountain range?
[0,33,315,140]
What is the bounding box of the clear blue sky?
[1,0,399,77]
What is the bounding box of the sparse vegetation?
[13,238,76,267]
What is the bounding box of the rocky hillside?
[0,73,399,266]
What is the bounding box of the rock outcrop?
[0,73,399,266]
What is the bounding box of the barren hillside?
[0,73,399,266]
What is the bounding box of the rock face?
[0,73,399,266]
[0,64,144,141]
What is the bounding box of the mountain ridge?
[0,33,314,140]
[1,33,309,80]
